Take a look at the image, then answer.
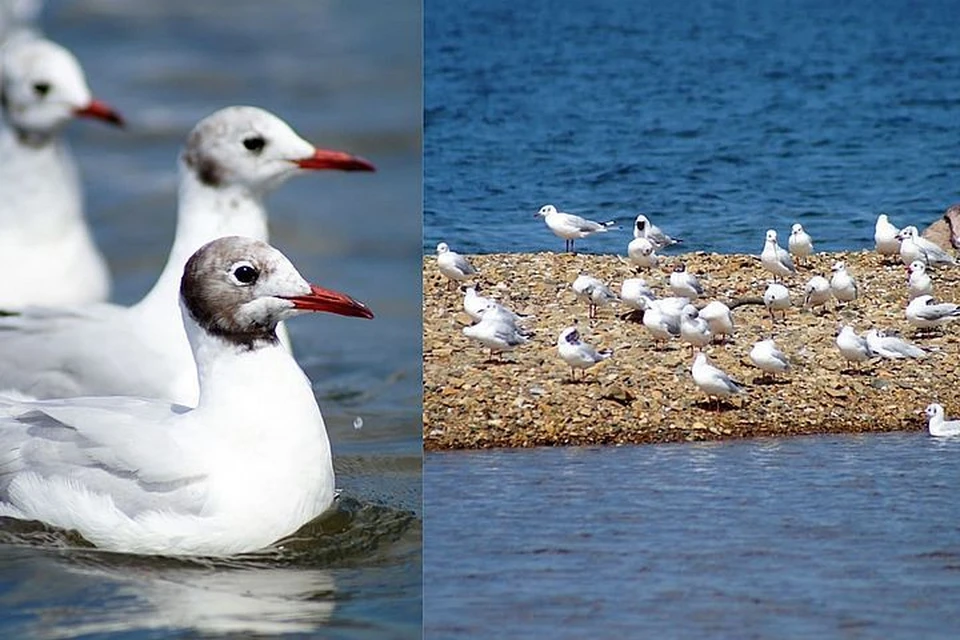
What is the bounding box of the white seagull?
[633,213,681,250]
[788,223,814,265]
[462,311,529,359]
[864,329,927,359]
[619,278,654,311]
[691,351,745,409]
[698,300,734,343]
[905,295,960,332]
[626,235,659,269]
[836,325,875,370]
[573,274,618,320]
[899,225,956,267]
[536,204,616,253]
[829,261,858,303]
[436,242,477,288]
[749,339,791,379]
[763,282,791,322]
[0,106,374,405]
[760,229,796,280]
[463,285,527,326]
[0,236,374,556]
[640,297,684,348]
[874,213,901,257]
[679,305,713,352]
[907,260,933,300]
[0,37,124,309]
[669,263,704,300]
[556,324,612,380]
[803,275,831,312]
[925,403,960,437]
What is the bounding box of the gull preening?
[536,204,616,253]
[669,262,703,300]
[875,213,901,257]
[0,236,374,556]
[907,260,933,300]
[925,403,960,437]
[573,274,617,319]
[763,282,791,322]
[749,339,791,380]
[633,213,681,250]
[557,324,612,380]
[0,106,374,405]
[0,36,124,308]
[803,275,831,312]
[829,261,858,304]
[691,351,745,409]
[761,229,796,280]
[436,242,477,288]
[788,223,814,265]
[905,294,960,332]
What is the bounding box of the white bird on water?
[874,213,901,257]
[573,274,618,320]
[669,263,704,300]
[925,403,960,437]
[0,236,374,556]
[0,37,124,309]
[698,300,734,343]
[556,324,612,380]
[763,282,791,322]
[761,229,796,280]
[0,106,374,405]
[905,295,960,332]
[906,260,933,300]
[536,204,616,253]
[803,275,831,312]
[829,261,858,303]
[633,213,681,250]
[788,223,814,265]
[691,351,745,409]
[749,339,791,379]
[436,242,477,288]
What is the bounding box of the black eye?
[242,136,266,153]
[233,264,258,285]
[33,82,51,97]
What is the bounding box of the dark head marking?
[565,329,580,345]
[636,219,646,231]
[182,128,224,188]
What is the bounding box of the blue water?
[0,0,421,637]
[425,0,960,256]
[424,434,960,638]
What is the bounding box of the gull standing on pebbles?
[749,339,791,380]
[557,324,612,381]
[641,298,683,348]
[788,223,814,266]
[803,275,831,312]
[875,213,901,257]
[436,242,477,289]
[864,329,927,359]
[906,295,960,332]
[536,204,617,253]
[907,261,933,300]
[899,226,956,267]
[691,351,745,410]
[680,305,713,352]
[699,300,734,343]
[634,213,681,250]
[925,403,960,437]
[462,312,529,360]
[620,278,654,311]
[573,274,617,320]
[669,263,704,300]
[836,325,875,370]
[627,235,659,269]
[830,261,858,304]
[463,285,527,326]
[761,229,796,281]
[763,282,791,322]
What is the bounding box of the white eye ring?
[228,260,259,286]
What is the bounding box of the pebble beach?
[423,249,960,451]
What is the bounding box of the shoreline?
[423,249,959,451]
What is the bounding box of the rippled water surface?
[0,0,421,636]
[425,0,960,255]
[425,434,960,638]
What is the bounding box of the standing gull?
[436,242,477,289]
[691,351,745,410]
[905,295,960,332]
[760,229,796,281]
[633,213,681,250]
[836,325,874,371]
[669,263,703,300]
[699,300,734,343]
[907,261,933,300]
[763,282,791,322]
[829,261,858,304]
[874,213,901,258]
[899,226,956,267]
[619,278,654,311]
[803,275,831,312]
[788,223,814,266]
[573,274,618,320]
[749,339,791,381]
[679,305,713,353]
[556,324,612,380]
[462,312,529,361]
[536,204,616,253]
[627,235,659,269]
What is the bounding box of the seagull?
[633,213,681,250]
[899,225,956,267]
[573,274,617,320]
[669,263,704,300]
[436,242,477,289]
[803,275,831,312]
[905,295,960,332]
[556,324,612,380]
[864,329,927,359]
[619,278,654,311]
[907,260,933,300]
[627,235,659,269]
[0,106,374,405]
[463,285,527,326]
[462,311,529,360]
[875,213,901,257]
[0,36,124,309]
[679,305,713,352]
[749,339,791,380]
[829,261,858,304]
[763,282,791,322]
[836,325,874,370]
[788,223,814,265]
[925,403,960,437]
[536,204,616,253]
[760,229,796,280]
[698,300,734,343]
[0,236,373,556]
[691,351,745,410]
[641,297,683,348]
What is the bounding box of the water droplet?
[353,416,363,430]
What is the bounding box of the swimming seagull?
[829,261,858,304]
[536,204,617,253]
[803,275,831,312]
[573,274,618,320]
[633,213,681,250]
[925,403,960,437]
[669,263,704,300]
[0,37,124,309]
[556,324,612,380]
[749,339,791,380]
[436,242,477,289]
[788,223,814,265]
[836,325,875,371]
[626,235,659,269]
[0,236,374,556]
[905,295,960,333]
[760,229,796,281]
[874,213,901,258]
[691,351,745,410]
[864,329,927,359]
[907,260,933,300]
[763,282,791,322]
[0,106,374,405]
[698,300,734,343]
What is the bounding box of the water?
[424,434,960,637]
[0,0,421,636]
[425,0,960,256]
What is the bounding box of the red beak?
[294,148,375,172]
[74,99,124,127]
[284,284,374,319]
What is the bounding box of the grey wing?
[918,303,960,321]
[567,214,606,233]
[452,254,477,275]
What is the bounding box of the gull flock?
[433,206,960,435]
